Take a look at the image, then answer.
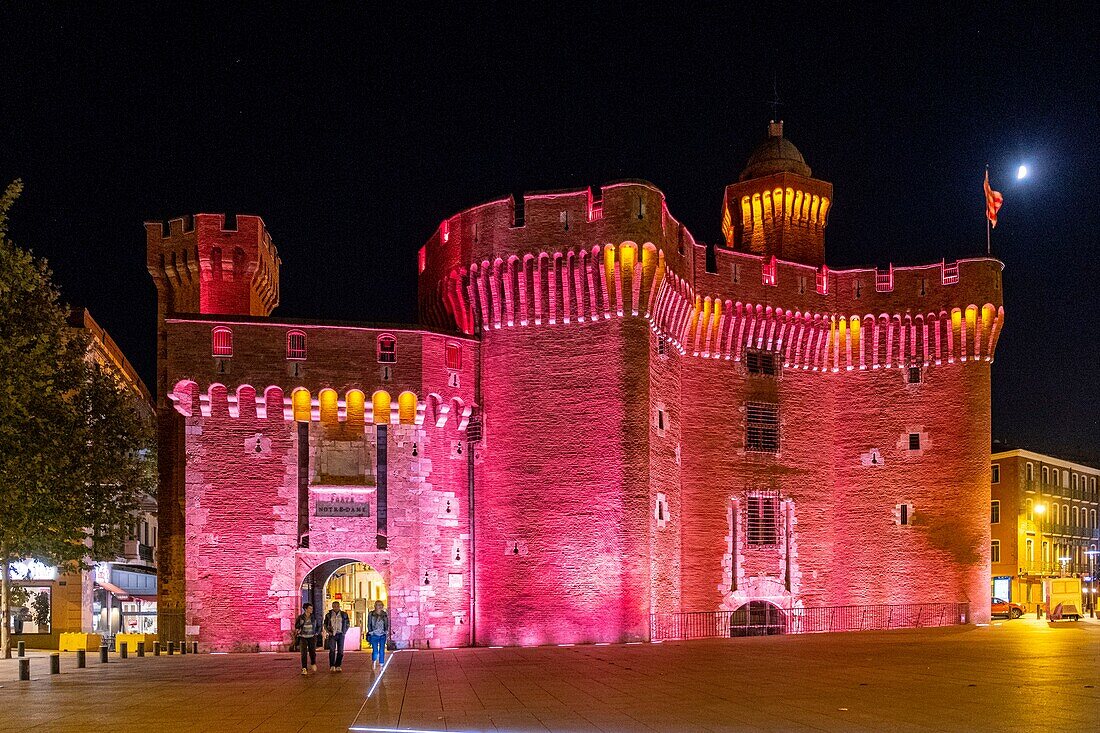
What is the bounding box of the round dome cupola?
[739,121,811,181]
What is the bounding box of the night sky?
[2,7,1096,462]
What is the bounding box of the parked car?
[991,597,1024,619]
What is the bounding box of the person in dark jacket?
[367,600,390,670]
[295,603,318,675]
[323,601,351,672]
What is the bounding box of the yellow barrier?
[59,632,103,652]
[114,633,157,652]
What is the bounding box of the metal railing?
[650,602,969,641]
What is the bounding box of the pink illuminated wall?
[153,150,1002,650]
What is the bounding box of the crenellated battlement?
[167,380,477,428]
[415,185,1003,373]
[146,213,281,319]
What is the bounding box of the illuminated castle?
[151,123,1004,650]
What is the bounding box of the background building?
[990,447,1100,610]
[152,123,1004,651]
[6,310,156,649]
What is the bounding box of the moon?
[1017,165,1028,180]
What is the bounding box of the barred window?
[747,491,780,545]
[746,350,778,377]
[377,334,397,363]
[746,402,779,453]
[286,330,306,360]
[445,342,462,371]
[211,327,233,357]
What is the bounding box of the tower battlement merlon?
[147,213,281,320]
[699,245,1002,314]
[417,181,689,333]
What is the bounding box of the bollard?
[50,653,60,675]
[18,658,30,681]
[120,642,128,659]
[154,641,161,656]
[191,641,199,655]
[77,649,86,668]
[167,641,175,655]
[137,642,145,657]
[100,645,109,663]
[17,641,25,657]
[179,641,187,655]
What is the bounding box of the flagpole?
[990,162,998,256]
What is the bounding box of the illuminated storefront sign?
[8,559,58,582]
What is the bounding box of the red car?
[991,597,1025,619]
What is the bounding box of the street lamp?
[1085,550,1099,618]
[1034,503,1047,617]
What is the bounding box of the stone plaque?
[315,499,371,518]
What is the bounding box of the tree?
[0,180,154,658]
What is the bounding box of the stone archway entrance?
[300,559,386,649]
[730,600,786,637]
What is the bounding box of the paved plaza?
[1,619,1097,732]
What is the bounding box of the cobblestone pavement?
[2,619,1097,732]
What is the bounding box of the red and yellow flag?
[984,170,1003,228]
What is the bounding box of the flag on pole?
[984,170,1003,228]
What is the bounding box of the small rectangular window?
[762,256,778,286]
[211,327,233,357]
[908,433,921,451]
[876,267,894,292]
[907,366,922,384]
[746,349,779,377]
[991,464,1000,484]
[896,503,914,526]
[747,492,779,545]
[746,402,780,453]
[445,343,462,371]
[991,540,1001,563]
[657,338,668,358]
[377,335,397,364]
[286,331,307,360]
[991,500,1000,524]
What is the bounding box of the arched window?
[287,330,306,360]
[1025,498,1033,521]
[211,327,233,357]
[1073,506,1080,528]
[377,335,397,364]
[1025,462,1034,482]
[1062,505,1070,525]
[1041,466,1049,484]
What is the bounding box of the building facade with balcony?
[990,448,1100,610]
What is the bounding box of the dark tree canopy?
[0,180,155,657]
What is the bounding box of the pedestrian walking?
[295,603,318,675]
[324,601,350,672]
[367,600,390,670]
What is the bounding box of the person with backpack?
[366,600,390,670]
[295,603,319,675]
[323,600,350,672]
